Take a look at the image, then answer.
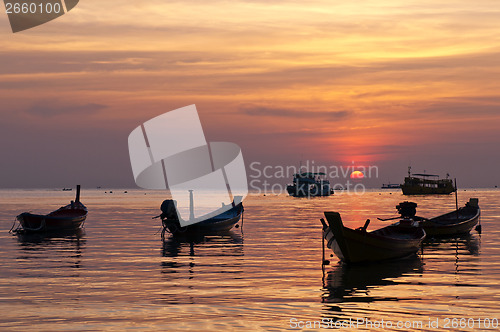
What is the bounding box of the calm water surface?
[0,189,499,331]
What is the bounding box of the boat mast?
[189,189,195,221]
[75,185,81,203]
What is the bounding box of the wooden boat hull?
[322,212,426,264]
[17,206,87,233]
[164,203,243,235]
[420,199,480,237]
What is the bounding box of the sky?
[1,0,499,188]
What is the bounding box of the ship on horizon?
[381,183,400,189]
[286,172,333,197]
[401,167,456,195]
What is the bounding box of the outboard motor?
[396,201,417,219]
[160,200,179,220]
[158,200,183,237]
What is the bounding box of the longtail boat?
[321,210,426,264]
[378,199,481,237]
[14,185,87,233]
[156,196,244,237]
[420,198,480,237]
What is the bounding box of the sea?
[0,189,499,331]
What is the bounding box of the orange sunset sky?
[1,1,499,188]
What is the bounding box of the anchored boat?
[401,166,456,195]
[378,199,481,237]
[287,172,332,197]
[420,198,480,237]
[156,196,244,237]
[321,208,426,264]
[14,185,87,233]
[381,183,400,189]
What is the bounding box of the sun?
[350,171,365,179]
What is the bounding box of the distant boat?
[401,166,455,195]
[381,183,400,189]
[420,198,480,237]
[156,196,244,237]
[287,172,332,197]
[321,211,425,264]
[14,185,87,233]
[62,188,72,191]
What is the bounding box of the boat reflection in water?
[15,228,86,269]
[322,257,424,307]
[158,231,244,305]
[321,233,482,323]
[161,230,244,258]
[423,233,481,273]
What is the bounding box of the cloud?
[240,105,351,121]
[417,99,500,118]
[25,101,107,117]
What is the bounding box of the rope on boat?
[320,218,330,266]
[8,217,18,234]
[10,215,26,234]
[159,218,188,240]
[240,210,244,232]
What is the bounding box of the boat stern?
[323,212,352,261]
